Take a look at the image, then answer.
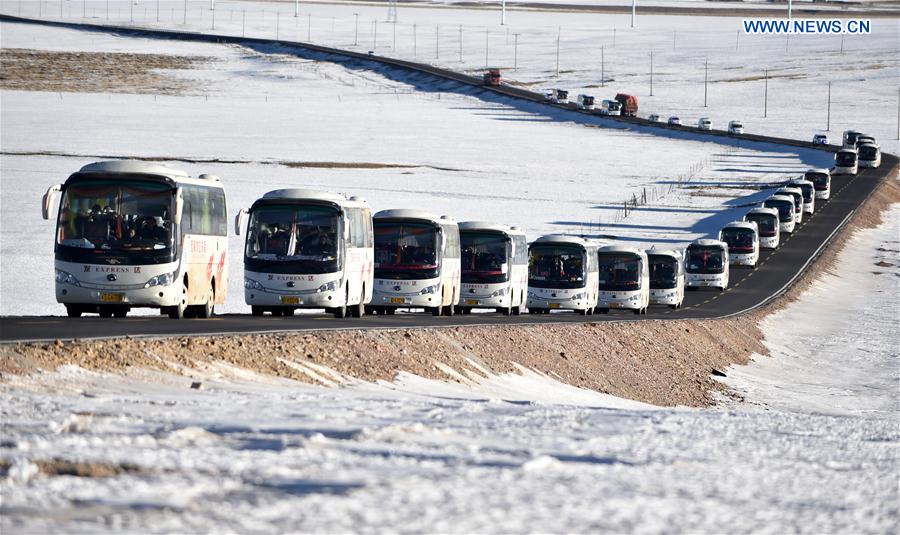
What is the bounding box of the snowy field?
[0,20,833,315]
[1,208,898,533]
[1,0,897,150]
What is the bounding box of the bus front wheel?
[167,299,187,319]
[251,306,264,317]
[99,307,113,318]
[443,303,455,317]
[431,305,442,317]
[65,305,83,318]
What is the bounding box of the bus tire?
[271,308,283,317]
[385,308,396,315]
[282,308,295,317]
[669,304,679,310]
[577,308,588,316]
[98,307,113,318]
[113,307,128,318]
[351,291,365,318]
[197,286,215,319]
[332,305,348,319]
[443,303,455,316]
[65,305,83,318]
[598,308,609,315]
[512,300,523,316]
[167,300,187,319]
[431,305,442,316]
[251,306,264,317]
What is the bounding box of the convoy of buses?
[41,154,857,319]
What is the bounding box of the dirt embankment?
[1,171,897,407]
[0,48,211,94]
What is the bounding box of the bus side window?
[212,188,227,236]
[364,209,373,248]
[349,208,366,248]
[443,226,460,259]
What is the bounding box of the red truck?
[614,93,639,117]
[483,68,502,86]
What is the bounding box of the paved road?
[0,15,895,342]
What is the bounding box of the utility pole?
[294,0,299,17]
[601,45,604,87]
[555,26,561,78]
[374,20,378,50]
[393,20,396,51]
[307,13,311,41]
[459,25,463,62]
[826,81,832,131]
[354,14,359,46]
[183,0,186,25]
[788,0,792,21]
[649,51,654,96]
[673,30,676,50]
[896,86,899,140]
[485,28,489,68]
[613,27,616,48]
[501,0,506,25]
[764,69,768,118]
[436,25,439,59]
[703,58,708,107]
[242,10,245,36]
[211,5,215,29]
[414,24,417,57]
[276,11,280,40]
[631,0,636,28]
[840,33,844,55]
[156,0,159,22]
[513,33,519,71]
[130,0,134,22]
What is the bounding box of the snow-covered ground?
[2,0,897,150]
[1,21,831,315]
[1,208,898,532]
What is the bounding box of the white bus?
[788,179,816,214]
[719,221,759,268]
[370,210,461,316]
[804,168,831,200]
[763,195,796,235]
[834,149,858,175]
[646,249,685,309]
[457,222,528,315]
[527,235,600,315]
[858,143,881,168]
[576,94,596,110]
[776,187,805,224]
[596,245,650,315]
[43,160,228,319]
[685,239,729,291]
[744,207,780,249]
[236,189,373,318]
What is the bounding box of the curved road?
[0,15,895,342]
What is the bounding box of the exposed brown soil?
[0,458,145,478]
[0,48,211,95]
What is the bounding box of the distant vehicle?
[744,207,781,249]
[812,133,829,145]
[858,143,881,168]
[527,235,600,315]
[668,116,682,126]
[698,117,713,130]
[648,113,661,122]
[543,89,555,101]
[804,168,831,200]
[684,239,729,292]
[483,68,502,86]
[552,89,569,104]
[457,222,528,316]
[842,129,862,149]
[596,246,650,315]
[776,187,805,224]
[576,94,596,110]
[856,134,876,147]
[614,93,639,117]
[646,249,685,309]
[763,195,796,234]
[833,148,858,175]
[599,99,622,116]
[728,120,744,134]
[370,210,461,316]
[788,179,816,214]
[719,221,759,268]
[237,189,373,318]
[43,161,228,319]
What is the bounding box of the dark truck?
[483,68,502,86]
[614,93,639,117]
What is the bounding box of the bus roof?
[837,148,857,155]
[765,195,794,204]
[598,244,647,257]
[72,160,223,187]
[722,221,757,231]
[776,187,802,195]
[458,221,524,235]
[689,238,727,249]
[531,234,594,248]
[645,248,682,260]
[788,179,814,187]
[805,168,830,175]
[375,209,453,224]
[746,206,779,217]
[258,188,368,207]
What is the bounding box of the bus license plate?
[465,299,479,306]
[390,297,406,304]
[548,302,560,309]
[99,293,124,302]
[609,302,621,308]
[280,296,300,305]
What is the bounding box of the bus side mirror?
[174,187,184,224]
[42,184,61,220]
[235,208,248,236]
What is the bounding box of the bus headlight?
[419,284,439,295]
[55,269,80,286]
[317,280,339,293]
[490,287,509,298]
[244,278,264,291]
[144,272,176,288]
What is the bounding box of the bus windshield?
[721,228,755,252]
[746,214,777,237]
[858,145,878,160]
[529,244,586,289]
[461,232,509,284]
[686,246,726,274]
[55,179,175,265]
[244,204,340,274]
[836,152,857,166]
[764,200,793,222]
[648,254,678,290]
[598,253,642,291]
[796,184,813,202]
[374,221,439,280]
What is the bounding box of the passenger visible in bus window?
[564,257,583,281]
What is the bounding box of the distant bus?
[804,168,831,200]
[744,207,780,249]
[763,195,796,234]
[596,245,650,315]
[457,222,528,315]
[527,235,600,315]
[719,221,759,268]
[685,239,729,292]
[646,249,685,309]
[370,210,461,316]
[43,160,228,319]
[788,179,816,214]
[236,189,373,318]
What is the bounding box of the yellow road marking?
[22,321,61,325]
